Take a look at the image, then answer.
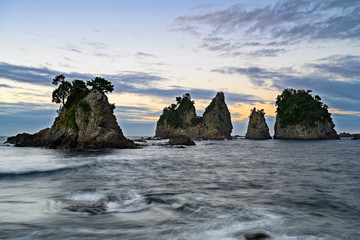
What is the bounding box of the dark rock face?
[5,128,50,147]
[155,92,233,140]
[274,89,339,140]
[192,92,233,140]
[5,90,135,150]
[274,117,339,140]
[245,108,271,140]
[168,134,195,146]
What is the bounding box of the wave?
[64,188,149,214]
[0,162,94,178]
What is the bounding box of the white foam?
[68,191,106,202]
[66,188,148,213]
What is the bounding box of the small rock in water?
[351,134,360,140]
[244,232,270,240]
[168,134,195,146]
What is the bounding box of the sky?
[0,0,359,136]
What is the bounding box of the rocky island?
[155,92,233,140]
[245,108,271,140]
[5,75,135,150]
[273,89,339,140]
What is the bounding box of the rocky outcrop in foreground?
[274,89,339,140]
[155,92,233,140]
[6,90,135,150]
[245,108,271,140]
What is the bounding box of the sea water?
[0,136,359,240]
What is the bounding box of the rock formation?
[352,134,360,140]
[155,93,196,139]
[274,89,339,140]
[245,108,271,139]
[168,134,195,146]
[6,90,135,150]
[155,92,233,140]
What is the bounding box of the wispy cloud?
[115,106,161,122]
[189,4,215,11]
[135,52,157,58]
[307,55,360,80]
[0,62,63,85]
[0,102,56,115]
[0,84,13,88]
[0,62,262,105]
[173,0,360,57]
[58,40,126,60]
[214,54,360,113]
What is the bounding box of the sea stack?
[6,89,135,150]
[155,93,196,139]
[245,108,271,139]
[274,89,339,140]
[155,92,233,140]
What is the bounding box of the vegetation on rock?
[158,93,196,129]
[6,74,135,150]
[51,75,114,129]
[275,89,332,128]
[52,75,114,108]
[86,77,114,94]
[156,92,232,140]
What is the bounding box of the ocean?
[0,136,359,240]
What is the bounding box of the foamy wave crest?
[65,188,148,214]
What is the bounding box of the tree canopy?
[275,88,332,128]
[158,93,196,128]
[87,77,114,94]
[51,75,71,105]
[51,75,113,108]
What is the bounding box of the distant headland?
[5,76,347,150]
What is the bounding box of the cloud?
[173,0,360,57]
[0,102,56,115]
[0,62,63,86]
[189,4,215,11]
[170,25,200,36]
[58,40,126,60]
[0,102,57,136]
[214,54,360,113]
[0,84,13,88]
[115,106,162,123]
[135,52,156,58]
[307,55,360,80]
[0,62,262,105]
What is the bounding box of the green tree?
[71,79,88,95]
[275,88,332,128]
[64,79,89,107]
[52,75,71,105]
[52,74,66,85]
[87,77,114,94]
